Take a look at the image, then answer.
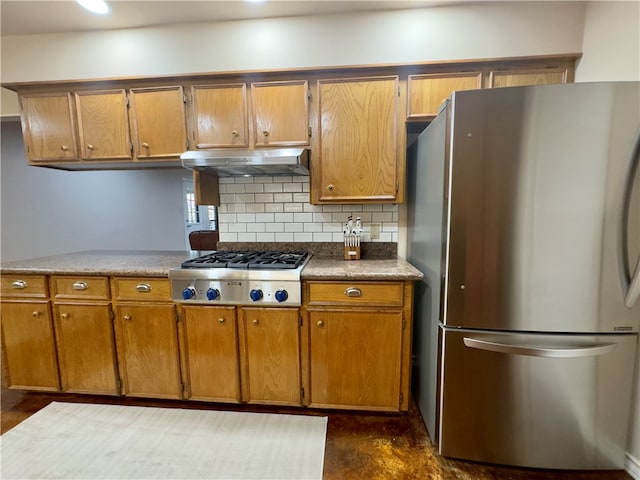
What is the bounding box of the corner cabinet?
[312,76,403,204]
[303,281,414,412]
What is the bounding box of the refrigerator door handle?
[625,256,640,308]
[621,130,640,308]
[463,337,617,358]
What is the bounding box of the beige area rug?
[0,401,327,480]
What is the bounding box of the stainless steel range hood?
[180,148,310,176]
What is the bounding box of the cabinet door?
[192,84,248,148]
[181,306,241,402]
[130,86,188,159]
[114,303,183,399]
[53,303,119,395]
[19,92,78,162]
[315,76,399,203]
[408,72,483,119]
[0,301,59,391]
[239,307,301,406]
[75,89,132,160]
[308,309,404,411]
[251,80,309,146]
[489,68,569,88]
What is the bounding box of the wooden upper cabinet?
[75,89,132,161]
[408,72,483,119]
[129,86,187,159]
[19,92,78,162]
[314,76,400,204]
[251,80,309,146]
[489,67,570,88]
[191,83,249,148]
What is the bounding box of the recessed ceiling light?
[76,0,110,15]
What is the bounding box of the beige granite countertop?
[302,257,423,281]
[0,250,194,277]
[1,250,423,281]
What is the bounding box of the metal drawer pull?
[11,280,27,289]
[136,283,152,293]
[316,320,325,328]
[217,318,225,324]
[252,319,259,326]
[72,281,88,290]
[73,282,89,290]
[345,287,362,297]
[61,313,69,319]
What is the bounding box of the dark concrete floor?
[1,387,632,480]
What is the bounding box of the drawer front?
[52,276,110,300]
[307,282,403,307]
[113,278,171,302]
[1,275,48,298]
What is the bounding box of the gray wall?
[1,121,188,261]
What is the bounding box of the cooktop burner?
[180,250,310,270]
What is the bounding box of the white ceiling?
[0,0,452,37]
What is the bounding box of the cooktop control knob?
[275,290,288,303]
[182,287,196,300]
[206,288,220,301]
[250,289,263,302]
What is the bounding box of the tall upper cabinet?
[312,76,402,204]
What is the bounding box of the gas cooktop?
[180,250,309,270]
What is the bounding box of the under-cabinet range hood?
[180,148,310,176]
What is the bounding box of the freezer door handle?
[621,129,640,309]
[463,337,617,358]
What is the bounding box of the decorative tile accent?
[217,176,398,244]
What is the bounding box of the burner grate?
[181,250,309,270]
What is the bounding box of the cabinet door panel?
[1,301,59,390]
[75,89,132,160]
[182,306,241,402]
[130,86,187,159]
[408,72,482,119]
[240,308,301,406]
[192,84,248,148]
[114,304,182,399]
[316,76,399,203]
[251,81,309,146]
[19,93,78,162]
[54,303,118,395]
[309,310,403,410]
[490,68,568,88]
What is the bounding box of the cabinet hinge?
[125,97,130,107]
[299,315,303,327]
[176,311,181,324]
[301,387,305,399]
[308,126,312,138]
[116,377,122,393]
[307,87,311,99]
[110,309,115,321]
[397,86,401,97]
[402,317,406,330]
[400,392,404,404]
[182,94,187,104]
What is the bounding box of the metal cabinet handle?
[316,320,325,328]
[218,318,225,324]
[11,280,27,289]
[263,130,270,137]
[231,130,239,137]
[61,145,68,151]
[142,142,150,148]
[136,283,152,293]
[123,315,132,321]
[252,319,259,326]
[345,287,362,297]
[87,144,95,150]
[327,184,334,191]
[32,311,40,317]
[61,313,69,319]
[72,281,88,290]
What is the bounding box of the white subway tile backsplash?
[216,176,399,244]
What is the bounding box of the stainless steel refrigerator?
[406,81,640,470]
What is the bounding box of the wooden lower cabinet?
[0,300,60,391]
[53,302,119,395]
[114,303,183,399]
[307,309,404,411]
[239,307,302,406]
[180,305,241,403]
